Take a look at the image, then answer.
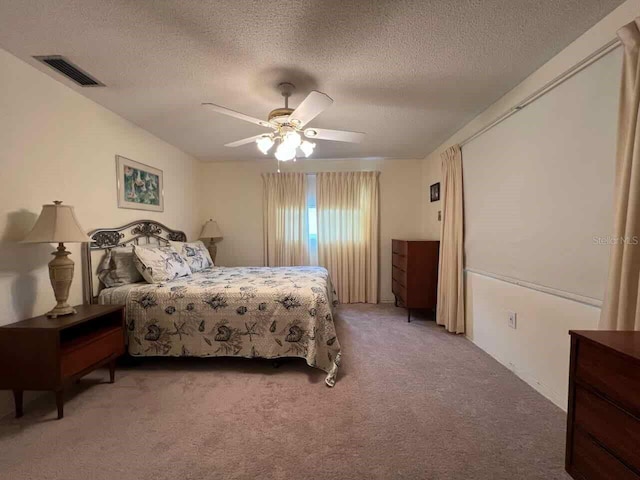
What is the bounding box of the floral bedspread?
[99,266,342,386]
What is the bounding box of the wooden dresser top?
[1,304,124,331]
[570,330,640,363]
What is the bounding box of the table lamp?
[22,201,90,318]
[200,219,223,264]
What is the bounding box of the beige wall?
[198,158,423,303]
[0,48,200,412]
[466,272,600,409]
[420,0,640,409]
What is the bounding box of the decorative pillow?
[97,246,143,288]
[169,240,214,272]
[133,245,192,284]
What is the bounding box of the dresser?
[0,304,125,419]
[566,330,640,480]
[391,239,440,322]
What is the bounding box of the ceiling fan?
[202,82,365,166]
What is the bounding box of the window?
[307,174,318,265]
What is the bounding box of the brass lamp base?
[46,243,77,319]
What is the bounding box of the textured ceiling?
[0,0,625,161]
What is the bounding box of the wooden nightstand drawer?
[61,326,124,378]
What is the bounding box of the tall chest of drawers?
[391,239,439,322]
[566,330,640,480]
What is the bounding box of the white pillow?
[133,245,192,284]
[97,246,143,287]
[169,240,214,272]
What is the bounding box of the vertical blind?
[462,49,620,301]
[307,174,319,266]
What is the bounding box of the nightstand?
[0,304,125,419]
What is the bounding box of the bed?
[84,220,342,386]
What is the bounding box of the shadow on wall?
[0,210,51,320]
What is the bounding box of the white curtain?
[317,171,380,303]
[600,19,640,330]
[437,145,465,333]
[262,172,308,267]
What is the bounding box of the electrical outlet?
[508,311,517,329]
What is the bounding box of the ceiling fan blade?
[289,91,333,128]
[224,134,266,147]
[202,103,273,129]
[304,128,365,143]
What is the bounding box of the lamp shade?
[22,201,91,243]
[200,220,223,239]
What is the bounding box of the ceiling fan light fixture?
[275,142,296,162]
[300,141,316,158]
[204,84,365,168]
[283,131,302,149]
[256,135,274,154]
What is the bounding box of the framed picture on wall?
[430,182,440,202]
[116,155,164,212]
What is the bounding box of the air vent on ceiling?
[33,55,104,87]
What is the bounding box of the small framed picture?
[116,155,164,212]
[430,182,440,202]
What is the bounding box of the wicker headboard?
[83,220,187,304]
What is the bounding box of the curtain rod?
[459,37,622,148]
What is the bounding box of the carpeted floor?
[0,304,569,480]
